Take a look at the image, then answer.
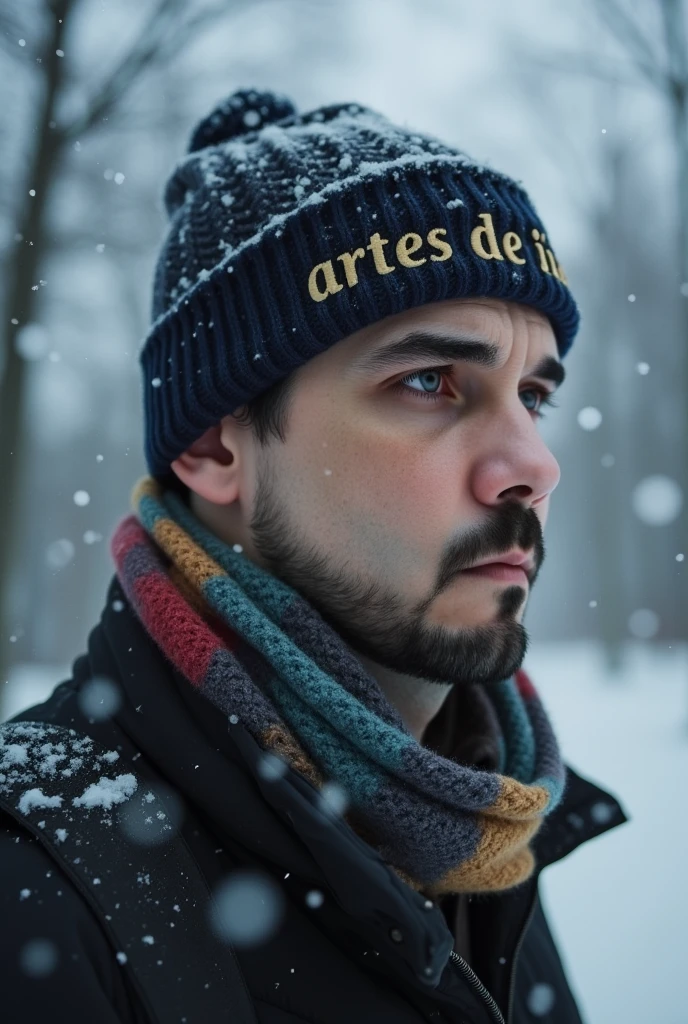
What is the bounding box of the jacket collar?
[534,761,628,870]
[91,575,627,992]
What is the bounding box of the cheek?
[342,413,469,518]
[322,429,464,576]
[356,443,448,521]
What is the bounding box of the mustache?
[436,501,545,593]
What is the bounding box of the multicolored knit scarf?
[111,478,566,897]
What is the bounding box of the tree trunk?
[662,0,688,725]
[0,0,72,694]
[591,142,628,678]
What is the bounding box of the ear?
[170,421,239,505]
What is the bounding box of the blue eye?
[391,367,560,420]
[519,388,560,420]
[391,367,452,402]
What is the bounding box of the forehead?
[358,297,557,360]
[294,297,561,390]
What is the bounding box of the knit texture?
[111,477,567,896]
[142,88,580,477]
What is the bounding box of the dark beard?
[249,461,543,687]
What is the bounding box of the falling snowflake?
[47,539,75,570]
[77,676,122,722]
[19,939,58,978]
[632,475,683,526]
[628,609,659,640]
[590,802,616,824]
[527,982,555,1015]
[577,407,602,431]
[257,752,288,782]
[14,323,48,361]
[209,870,285,948]
[317,781,349,818]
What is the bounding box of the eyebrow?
[355,330,566,389]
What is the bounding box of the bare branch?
[101,106,192,136]
[592,0,667,88]
[156,0,238,56]
[527,50,653,89]
[59,0,187,142]
[59,0,237,144]
[659,0,688,107]
[0,7,34,60]
[46,231,154,257]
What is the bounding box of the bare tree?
[524,0,688,433]
[571,1,688,692]
[0,0,245,686]
[587,1,688,299]
[519,0,688,695]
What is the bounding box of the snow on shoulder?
[17,788,63,814]
[72,774,137,810]
[0,720,136,822]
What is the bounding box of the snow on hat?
[142,87,579,477]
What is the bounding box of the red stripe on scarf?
[515,668,537,700]
[111,515,146,562]
[131,570,219,687]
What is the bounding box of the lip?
[462,563,529,584]
[468,550,535,573]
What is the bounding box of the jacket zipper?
[449,950,505,1024]
[505,888,539,1024]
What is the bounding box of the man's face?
[225,297,563,687]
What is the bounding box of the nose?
[469,412,561,509]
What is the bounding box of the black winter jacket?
[0,576,628,1024]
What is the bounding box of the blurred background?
[0,0,686,1020]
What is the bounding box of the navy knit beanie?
[143,87,580,477]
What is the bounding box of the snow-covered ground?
[3,642,687,1022]
[526,641,688,1024]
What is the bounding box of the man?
[0,88,627,1023]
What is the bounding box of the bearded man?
[0,88,627,1024]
